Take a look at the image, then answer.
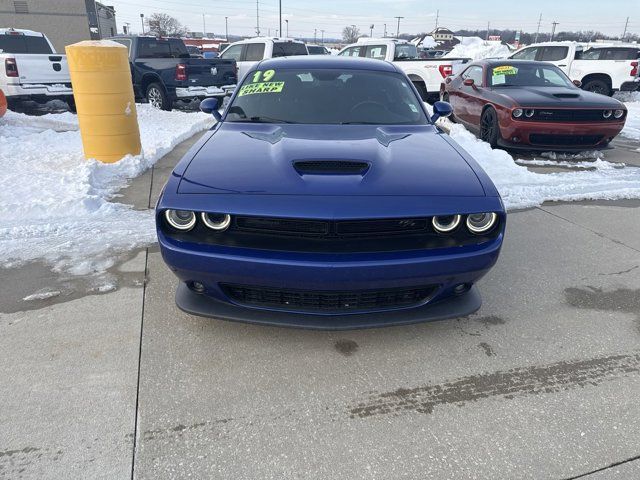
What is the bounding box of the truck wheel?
[413,82,429,102]
[582,79,611,96]
[146,83,172,111]
[480,108,499,148]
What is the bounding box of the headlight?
[432,215,461,233]
[466,212,498,234]
[512,108,523,118]
[201,212,231,231]
[603,110,612,119]
[165,210,196,231]
[525,109,535,118]
[614,109,624,119]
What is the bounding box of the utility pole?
[225,16,228,41]
[314,28,317,43]
[255,0,260,36]
[383,23,387,37]
[285,19,289,38]
[279,0,282,41]
[394,16,403,38]
[370,24,374,37]
[140,13,144,34]
[622,16,629,41]
[435,9,439,29]
[534,13,542,43]
[202,14,206,37]
[550,21,559,41]
[321,29,324,44]
[486,21,490,40]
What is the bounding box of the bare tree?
[145,13,188,37]
[342,25,361,43]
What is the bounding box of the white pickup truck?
[0,28,74,109]
[220,37,308,81]
[338,38,470,101]
[509,41,639,96]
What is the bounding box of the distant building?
[0,0,117,51]
[430,27,455,42]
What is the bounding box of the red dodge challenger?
[440,59,627,151]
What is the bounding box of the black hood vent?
[294,160,370,175]
[553,93,580,98]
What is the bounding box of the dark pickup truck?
[109,36,237,110]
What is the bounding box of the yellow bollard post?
[65,40,141,163]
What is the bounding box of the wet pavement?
[1,127,640,479]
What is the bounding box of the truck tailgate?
[13,54,70,84]
[185,58,236,86]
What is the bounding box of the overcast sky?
[109,0,636,39]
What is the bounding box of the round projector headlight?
[603,109,612,119]
[201,212,231,231]
[512,108,523,118]
[525,109,535,118]
[165,209,196,231]
[466,212,498,234]
[432,215,461,233]
[613,109,624,119]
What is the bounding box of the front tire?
[480,107,499,147]
[582,79,611,96]
[146,83,172,111]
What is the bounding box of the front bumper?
[175,84,236,99]
[498,119,626,151]
[158,229,503,327]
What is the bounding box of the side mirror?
[431,101,453,122]
[200,97,222,121]
[572,79,582,88]
[463,78,475,87]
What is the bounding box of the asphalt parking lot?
[1,133,640,479]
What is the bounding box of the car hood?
[178,123,485,196]
[495,87,625,108]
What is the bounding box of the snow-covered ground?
[617,92,640,141]
[445,37,510,60]
[0,105,213,280]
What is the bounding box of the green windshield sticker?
[238,81,285,96]
[493,65,518,76]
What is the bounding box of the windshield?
[226,68,428,125]
[488,64,574,88]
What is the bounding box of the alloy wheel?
[148,87,163,109]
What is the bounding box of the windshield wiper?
[247,116,298,124]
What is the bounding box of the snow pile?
[446,37,510,60]
[618,92,640,141]
[445,123,640,210]
[0,105,213,277]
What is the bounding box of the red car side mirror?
[463,78,475,87]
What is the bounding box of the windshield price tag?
[493,65,518,76]
[238,81,285,96]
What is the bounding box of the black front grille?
[525,109,616,122]
[164,215,502,253]
[293,160,369,175]
[529,134,604,146]
[221,283,437,313]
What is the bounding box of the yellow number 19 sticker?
[252,69,276,83]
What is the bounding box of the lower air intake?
[221,284,437,313]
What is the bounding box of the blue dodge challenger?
[156,56,505,329]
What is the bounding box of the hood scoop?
[293,160,370,176]
[553,93,580,98]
